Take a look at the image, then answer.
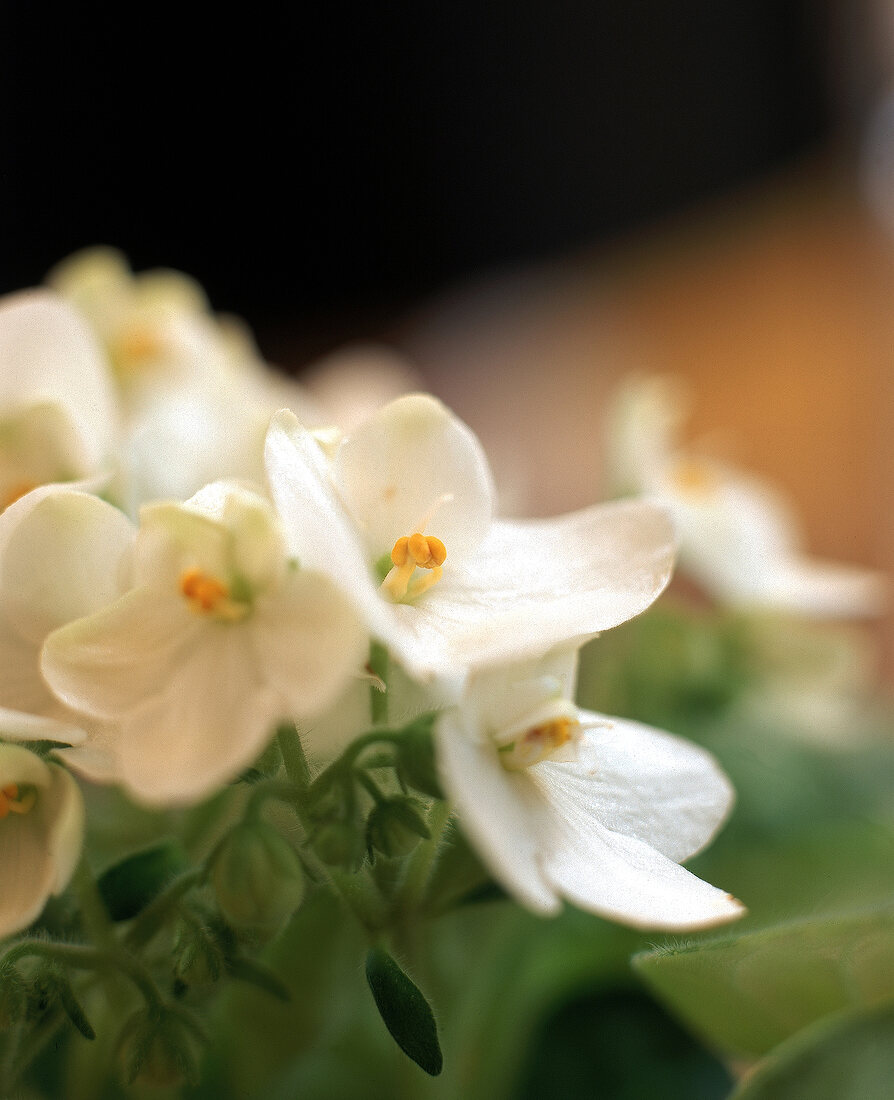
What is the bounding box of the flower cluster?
[0,249,750,948]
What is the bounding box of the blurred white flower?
[436,648,744,930]
[605,375,885,618]
[0,742,85,938]
[0,486,134,745]
[300,344,421,433]
[266,394,677,681]
[0,291,119,511]
[43,482,367,806]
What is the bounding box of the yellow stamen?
[672,459,720,497]
[113,323,164,373]
[0,783,37,819]
[179,568,248,621]
[500,717,580,770]
[381,533,447,602]
[1,481,38,513]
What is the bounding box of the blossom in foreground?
[605,375,885,618]
[436,649,744,930]
[0,742,85,938]
[42,482,367,806]
[0,485,135,745]
[0,291,119,512]
[265,394,677,681]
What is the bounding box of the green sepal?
[365,947,442,1076]
[97,841,190,922]
[54,974,96,1041]
[395,715,444,799]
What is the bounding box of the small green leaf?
[634,902,894,1057]
[731,1001,894,1099]
[365,948,442,1075]
[98,841,190,921]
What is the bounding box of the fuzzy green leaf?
[98,841,190,921]
[365,948,442,1076]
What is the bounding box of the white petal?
[250,570,367,717]
[265,411,393,635]
[0,487,135,644]
[332,394,495,560]
[0,742,53,789]
[114,629,281,806]
[41,765,86,894]
[753,558,887,619]
[436,709,561,914]
[0,290,118,469]
[302,344,421,431]
[41,589,198,719]
[54,742,121,786]
[391,499,676,677]
[0,810,57,936]
[537,713,735,863]
[538,796,744,930]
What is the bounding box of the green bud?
[118,1006,204,1088]
[312,820,365,869]
[211,822,305,935]
[367,798,431,859]
[396,724,444,799]
[172,916,224,987]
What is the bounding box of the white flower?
[0,743,85,938]
[265,394,677,681]
[0,291,119,511]
[42,482,367,806]
[300,344,422,433]
[436,649,744,930]
[0,486,135,745]
[605,375,885,618]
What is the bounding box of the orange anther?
[391,536,410,567]
[180,568,229,612]
[426,536,446,566]
[2,784,19,800]
[408,532,430,563]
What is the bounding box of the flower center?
[0,783,36,819]
[380,533,447,603]
[498,716,580,771]
[112,323,164,375]
[672,458,721,498]
[179,568,250,622]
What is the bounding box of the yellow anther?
[113,323,164,373]
[672,459,720,497]
[179,568,249,621]
[500,717,580,771]
[0,783,36,819]
[382,533,448,602]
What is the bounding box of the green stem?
[368,641,390,725]
[3,942,162,1010]
[124,868,204,950]
[277,723,311,789]
[72,858,115,950]
[395,800,453,917]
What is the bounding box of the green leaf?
[634,902,894,1057]
[365,948,442,1076]
[97,840,190,921]
[731,1000,894,1099]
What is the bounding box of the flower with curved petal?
[605,375,885,617]
[0,291,119,511]
[0,486,136,746]
[436,648,744,930]
[43,482,368,806]
[265,394,677,682]
[0,743,85,938]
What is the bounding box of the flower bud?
[118,1006,203,1088]
[366,798,430,859]
[172,917,224,987]
[211,822,305,935]
[396,724,444,799]
[312,820,365,869]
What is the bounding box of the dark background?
[0,2,840,347]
